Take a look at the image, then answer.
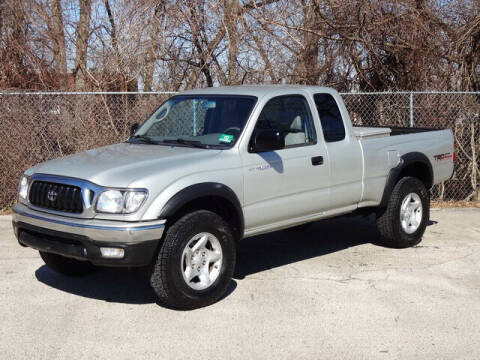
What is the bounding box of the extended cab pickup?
[12,86,454,309]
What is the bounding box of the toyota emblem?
[47,189,58,202]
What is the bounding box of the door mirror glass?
[130,122,139,136]
[250,129,285,153]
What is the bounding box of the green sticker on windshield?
[219,134,234,143]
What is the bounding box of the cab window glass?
[254,95,316,147]
[313,93,345,142]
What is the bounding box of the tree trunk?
[224,0,240,85]
[294,0,320,85]
[143,2,164,92]
[74,0,92,91]
[104,0,126,91]
[0,0,4,42]
[187,2,222,88]
[50,0,67,89]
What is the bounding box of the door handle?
[311,156,324,166]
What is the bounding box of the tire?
[39,251,95,276]
[376,176,430,248]
[150,210,236,310]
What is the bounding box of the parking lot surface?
[1,208,479,359]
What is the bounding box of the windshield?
[131,95,257,148]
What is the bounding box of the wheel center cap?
[193,253,202,263]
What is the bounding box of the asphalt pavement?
[1,208,479,359]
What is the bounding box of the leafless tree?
[0,0,478,92]
[73,0,91,90]
[50,0,67,88]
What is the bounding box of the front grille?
[29,181,84,213]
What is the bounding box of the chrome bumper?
[12,203,165,244]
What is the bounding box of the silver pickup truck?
[12,85,454,309]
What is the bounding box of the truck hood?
[27,142,222,187]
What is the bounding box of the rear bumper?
[12,203,165,266]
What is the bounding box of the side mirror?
[130,123,139,136]
[250,129,285,153]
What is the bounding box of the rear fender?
[379,152,433,208]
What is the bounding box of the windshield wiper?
[162,138,210,149]
[128,135,158,145]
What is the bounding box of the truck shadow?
[35,214,434,305]
[35,264,238,306]
[35,265,158,304]
[234,215,379,279]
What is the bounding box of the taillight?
[453,143,456,162]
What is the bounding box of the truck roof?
[180,85,336,98]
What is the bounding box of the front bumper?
[12,203,166,266]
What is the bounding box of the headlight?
[18,176,29,200]
[96,190,124,213]
[96,189,147,214]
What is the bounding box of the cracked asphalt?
[1,208,480,359]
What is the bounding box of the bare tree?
[143,1,165,92]
[50,0,67,88]
[103,0,127,91]
[224,0,240,84]
[74,0,92,90]
[0,0,478,92]
[292,0,321,84]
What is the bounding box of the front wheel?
[376,176,430,248]
[150,210,236,310]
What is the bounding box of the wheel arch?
[158,182,244,241]
[379,152,433,208]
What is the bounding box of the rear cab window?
[313,93,345,142]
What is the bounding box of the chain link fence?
[342,92,480,202]
[0,92,173,211]
[1,91,479,210]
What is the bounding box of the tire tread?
[150,210,235,310]
[376,176,429,248]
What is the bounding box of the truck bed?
[355,127,454,207]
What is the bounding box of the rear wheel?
[376,177,430,248]
[39,251,95,276]
[150,210,236,310]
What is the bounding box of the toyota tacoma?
[12,85,455,309]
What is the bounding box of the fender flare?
[379,152,433,208]
[159,182,244,238]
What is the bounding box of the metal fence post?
[409,92,414,127]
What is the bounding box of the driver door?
[241,95,330,232]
